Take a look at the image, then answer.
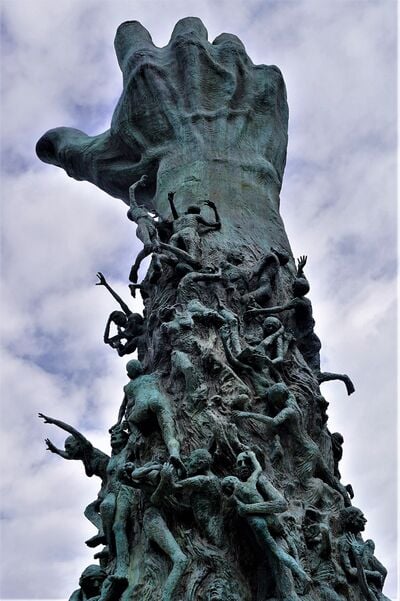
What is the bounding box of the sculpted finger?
[114,20,156,74]
[169,17,208,44]
[36,127,157,204]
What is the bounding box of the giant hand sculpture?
[36,18,290,252]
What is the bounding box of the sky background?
[0,0,397,598]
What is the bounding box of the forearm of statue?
[103,317,113,343]
[271,408,293,427]
[240,500,286,515]
[270,338,285,364]
[175,475,209,491]
[248,454,263,484]
[105,284,131,316]
[128,181,141,209]
[48,418,90,447]
[168,192,179,219]
[116,395,128,425]
[237,412,274,426]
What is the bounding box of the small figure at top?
[127,174,163,284]
[161,192,221,264]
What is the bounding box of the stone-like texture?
[37,17,389,601]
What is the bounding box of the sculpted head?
[186,448,212,476]
[111,310,128,327]
[268,383,289,408]
[340,506,367,534]
[262,316,282,336]
[126,359,144,380]
[293,276,310,297]
[79,564,106,596]
[64,435,83,459]
[221,475,239,497]
[186,205,201,215]
[109,424,129,451]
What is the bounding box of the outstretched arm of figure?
[245,300,296,319]
[174,474,210,492]
[168,191,179,220]
[128,174,148,212]
[221,332,251,375]
[197,201,221,229]
[202,200,221,227]
[127,462,162,484]
[150,463,175,507]
[234,411,275,427]
[103,315,125,345]
[44,437,70,459]
[38,413,90,447]
[296,255,307,277]
[96,272,132,316]
[247,451,263,485]
[255,476,288,513]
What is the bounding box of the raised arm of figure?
[247,451,263,485]
[96,272,132,316]
[44,437,70,459]
[128,174,148,212]
[110,395,129,431]
[221,333,251,375]
[296,255,307,277]
[168,191,179,220]
[234,411,275,427]
[175,474,210,492]
[38,413,90,448]
[150,463,175,507]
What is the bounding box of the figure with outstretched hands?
[221,450,311,597]
[96,272,145,358]
[245,256,355,395]
[159,193,221,264]
[120,460,188,601]
[127,174,163,283]
[38,413,109,548]
[112,360,182,469]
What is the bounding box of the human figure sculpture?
[245,256,355,395]
[112,360,182,467]
[162,192,221,263]
[241,247,289,308]
[221,450,311,598]
[120,460,188,601]
[338,507,387,601]
[95,424,136,587]
[220,318,273,400]
[127,174,163,283]
[38,413,109,548]
[96,272,145,357]
[234,383,352,506]
[174,448,223,546]
[303,519,348,601]
[331,432,345,479]
[68,564,107,601]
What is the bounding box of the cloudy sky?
[0,0,397,598]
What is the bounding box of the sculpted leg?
[248,516,310,585]
[100,493,116,553]
[84,498,106,547]
[143,507,188,601]
[112,487,132,582]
